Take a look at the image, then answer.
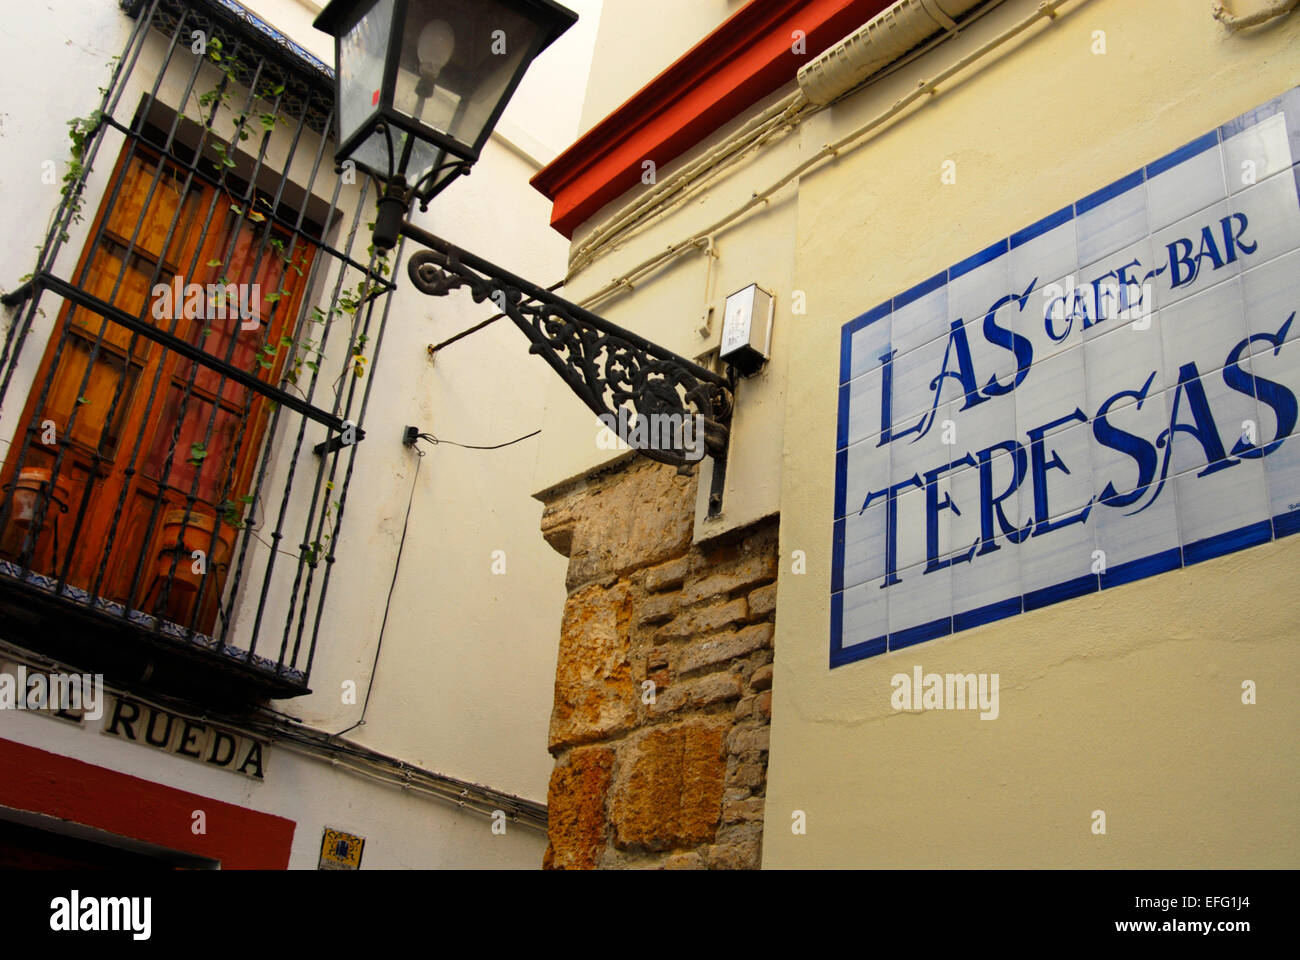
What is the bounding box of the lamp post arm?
[399,221,733,468]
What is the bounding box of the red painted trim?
[531,0,892,238]
[0,738,295,869]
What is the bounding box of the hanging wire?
[415,429,540,451]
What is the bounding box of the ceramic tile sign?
[832,86,1300,668]
[318,827,365,870]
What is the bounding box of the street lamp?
[314,0,735,477]
[315,0,579,251]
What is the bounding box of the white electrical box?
[719,283,773,376]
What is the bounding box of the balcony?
[0,0,396,706]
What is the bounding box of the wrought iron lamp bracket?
[401,223,733,470]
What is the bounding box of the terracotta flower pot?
[155,507,236,593]
[10,467,73,527]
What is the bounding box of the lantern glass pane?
[352,125,446,185]
[338,0,395,152]
[391,0,542,152]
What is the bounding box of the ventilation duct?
[797,0,995,106]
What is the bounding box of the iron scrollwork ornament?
[408,245,732,468]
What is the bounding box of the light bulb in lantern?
[417,19,456,76]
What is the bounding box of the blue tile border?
[1076,169,1145,216]
[894,270,947,311]
[1009,204,1074,249]
[1022,573,1099,612]
[1273,507,1300,538]
[1182,519,1273,565]
[830,84,1300,668]
[829,591,887,667]
[839,302,890,385]
[950,238,1008,280]
[952,596,1021,632]
[1146,130,1220,179]
[215,0,334,79]
[888,616,952,651]
[1099,547,1182,590]
[836,383,851,451]
[831,516,846,593]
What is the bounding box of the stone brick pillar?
[538,457,777,869]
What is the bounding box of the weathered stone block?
[680,552,778,607]
[609,718,730,851]
[749,663,774,691]
[560,462,697,591]
[660,851,705,870]
[715,821,762,846]
[543,746,614,870]
[658,598,748,641]
[728,725,770,755]
[636,592,679,626]
[549,581,637,751]
[649,672,744,717]
[723,796,766,824]
[644,556,690,594]
[747,583,777,619]
[756,689,772,719]
[678,622,774,675]
[707,840,761,870]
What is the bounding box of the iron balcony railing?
[0,0,397,702]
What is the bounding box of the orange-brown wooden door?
[0,142,318,634]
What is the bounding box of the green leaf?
[207,259,222,267]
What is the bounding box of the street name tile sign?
[832,87,1300,667]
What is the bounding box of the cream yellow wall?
[532,0,795,547]
[769,0,1300,867]
[551,0,1300,866]
[576,0,748,135]
[533,101,803,541]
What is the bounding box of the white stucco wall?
[0,0,602,867]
